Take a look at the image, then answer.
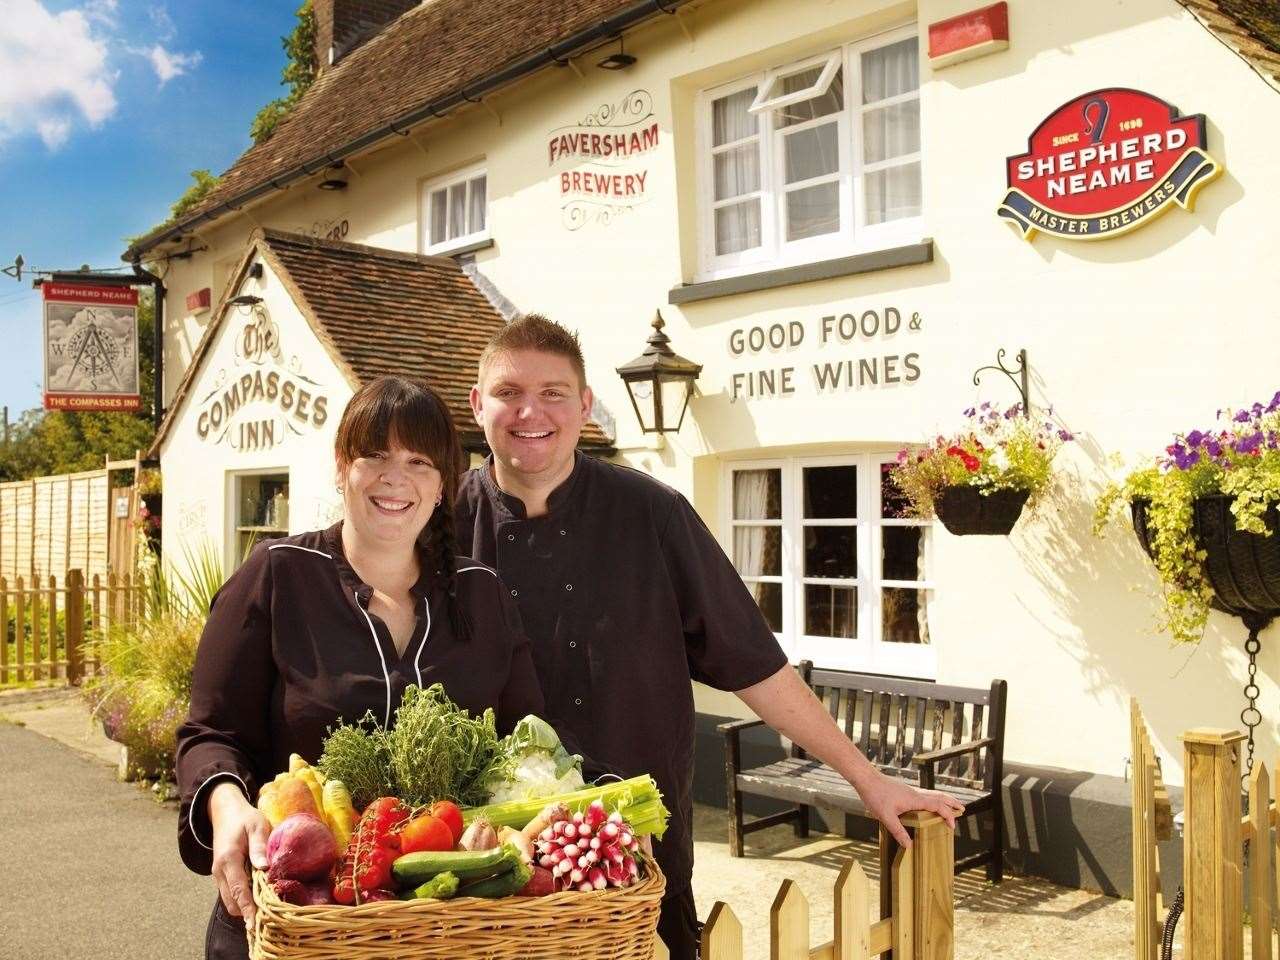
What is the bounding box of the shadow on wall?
[1010,437,1278,784]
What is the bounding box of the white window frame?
[695,23,924,282]
[418,163,488,256]
[723,452,935,678]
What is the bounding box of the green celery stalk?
[463,775,670,839]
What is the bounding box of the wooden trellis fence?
[654,812,954,960]
[1132,699,1280,960]
[0,569,142,686]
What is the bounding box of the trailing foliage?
[889,403,1073,520]
[1094,392,1280,644]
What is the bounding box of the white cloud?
[0,0,117,149]
[83,0,118,26]
[145,44,201,85]
[148,4,176,41]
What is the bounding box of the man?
[456,314,963,959]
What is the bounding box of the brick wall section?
[314,0,422,68]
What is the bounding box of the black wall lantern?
[616,311,702,434]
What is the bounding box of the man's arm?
[735,664,965,847]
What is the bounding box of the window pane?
[734,526,782,577]
[714,143,761,200]
[448,182,467,238]
[713,87,758,146]
[715,199,762,254]
[863,100,920,164]
[882,588,928,644]
[469,175,487,232]
[429,189,447,245]
[805,583,857,638]
[882,526,924,581]
[862,38,919,103]
[783,122,839,184]
[775,65,844,128]
[804,526,856,579]
[804,465,856,518]
[750,581,783,633]
[733,468,781,519]
[881,463,911,519]
[865,161,921,225]
[786,181,840,241]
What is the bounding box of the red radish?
[517,866,556,897]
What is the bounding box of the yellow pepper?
[322,779,360,855]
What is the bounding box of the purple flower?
[1179,451,1201,469]
[1206,439,1222,457]
[963,407,975,417]
[1253,402,1265,417]
[1234,432,1264,455]
[1268,392,1280,413]
[1185,430,1205,447]
[1235,410,1252,423]
[1058,429,1074,441]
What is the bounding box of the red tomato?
[429,801,464,845]
[399,814,455,854]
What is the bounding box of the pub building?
[129,0,1280,891]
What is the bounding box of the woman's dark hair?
[335,376,470,640]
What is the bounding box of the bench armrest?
[911,736,994,767]
[717,718,766,738]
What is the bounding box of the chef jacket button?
[565,583,573,591]
[574,698,583,706]
[559,530,567,536]
[507,534,515,541]
[511,589,518,597]
[569,641,577,649]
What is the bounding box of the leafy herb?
[317,713,394,811]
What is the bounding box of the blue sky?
[0,0,300,419]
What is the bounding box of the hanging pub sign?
[42,281,141,412]
[998,88,1221,241]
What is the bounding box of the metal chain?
[1241,630,1263,788]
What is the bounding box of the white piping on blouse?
[355,590,394,728]
[267,543,332,559]
[413,596,431,689]
[189,771,252,850]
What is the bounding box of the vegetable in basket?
[483,714,585,804]
[332,796,410,905]
[533,800,643,892]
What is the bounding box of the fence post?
[47,573,56,679]
[0,576,7,685]
[66,569,84,685]
[1182,728,1246,960]
[1249,762,1273,960]
[902,812,955,960]
[771,879,809,960]
[89,573,101,676]
[1132,700,1160,960]
[834,858,872,960]
[30,573,41,681]
[702,901,743,960]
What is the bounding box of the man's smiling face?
[471,348,591,484]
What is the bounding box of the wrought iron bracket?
[972,348,1030,418]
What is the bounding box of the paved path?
[0,700,212,960]
[1,689,1143,960]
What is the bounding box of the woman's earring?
[434,493,442,506]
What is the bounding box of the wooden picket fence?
[654,812,954,960]
[0,569,142,686]
[1132,699,1280,960]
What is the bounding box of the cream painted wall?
[153,0,1280,784]
[159,255,354,576]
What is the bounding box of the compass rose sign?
[42,282,141,412]
[997,88,1221,241]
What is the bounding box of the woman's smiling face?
[339,443,442,547]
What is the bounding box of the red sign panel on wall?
[998,88,1221,241]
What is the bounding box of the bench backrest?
[797,660,1007,794]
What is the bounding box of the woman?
[176,376,545,960]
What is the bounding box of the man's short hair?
[478,313,588,390]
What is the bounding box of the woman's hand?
[208,780,272,925]
[857,770,965,848]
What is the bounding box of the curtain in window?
[713,88,762,255]
[733,470,780,608]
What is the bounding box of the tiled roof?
[1180,0,1280,88]
[149,229,614,457]
[126,0,686,257]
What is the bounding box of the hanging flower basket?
[935,486,1031,536]
[1131,495,1280,623]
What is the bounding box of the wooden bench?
[720,660,1008,882]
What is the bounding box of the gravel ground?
[2,688,1171,959]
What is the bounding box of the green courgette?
[458,859,533,899]
[411,871,459,900]
[392,842,520,887]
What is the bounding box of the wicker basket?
[248,861,666,960]
[933,485,1030,536]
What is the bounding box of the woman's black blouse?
[174,522,543,874]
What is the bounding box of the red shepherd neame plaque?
[998,88,1221,241]
[42,281,141,412]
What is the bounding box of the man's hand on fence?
[858,770,965,847]
[209,780,271,927]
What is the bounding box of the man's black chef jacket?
[456,453,789,893]
[174,523,543,875]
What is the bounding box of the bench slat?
[808,669,991,705]
[843,687,858,741]
[950,701,967,779]
[911,697,927,764]
[860,691,875,759]
[877,692,892,766]
[968,703,985,781]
